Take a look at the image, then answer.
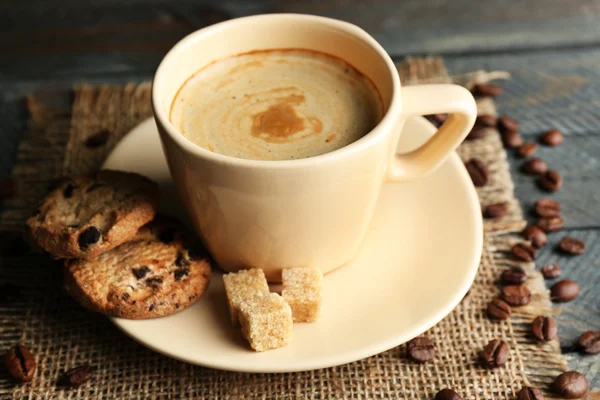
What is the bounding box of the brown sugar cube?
[223,268,269,326]
[282,267,323,323]
[238,293,293,352]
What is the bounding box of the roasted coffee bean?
[476,114,497,127]
[517,142,538,158]
[538,170,562,192]
[78,226,101,250]
[501,267,527,285]
[540,129,564,147]
[536,216,564,232]
[465,159,488,187]
[481,339,510,368]
[484,202,508,218]
[516,387,544,400]
[498,115,520,132]
[58,364,94,387]
[434,388,463,400]
[511,243,536,262]
[471,83,503,97]
[521,226,547,249]
[487,298,512,320]
[501,285,531,306]
[532,316,558,341]
[550,280,580,303]
[466,124,487,141]
[4,344,36,382]
[552,371,588,399]
[534,199,561,218]
[84,129,110,148]
[578,331,600,354]
[522,158,548,175]
[559,236,586,255]
[0,179,17,200]
[406,336,436,362]
[502,130,523,148]
[541,264,562,279]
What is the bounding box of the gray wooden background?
[1,0,599,392]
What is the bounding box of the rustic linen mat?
[0,58,568,399]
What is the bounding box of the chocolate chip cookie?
[63,217,211,319]
[26,170,159,260]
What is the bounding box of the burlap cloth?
[0,58,568,399]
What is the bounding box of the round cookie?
[26,170,159,260]
[63,217,212,319]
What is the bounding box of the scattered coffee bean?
[78,226,101,250]
[465,159,488,187]
[511,243,536,262]
[481,339,510,368]
[58,364,94,387]
[84,129,110,148]
[487,298,512,320]
[498,115,520,132]
[521,226,547,249]
[522,158,548,175]
[552,371,588,399]
[476,114,497,127]
[541,264,562,279]
[540,129,564,147]
[471,83,503,97]
[406,336,436,362]
[578,331,600,354]
[484,202,508,218]
[501,285,531,306]
[467,125,487,141]
[517,142,538,158]
[502,130,524,148]
[550,280,580,303]
[516,387,545,400]
[538,170,562,192]
[0,179,17,200]
[4,344,36,382]
[536,216,564,233]
[559,236,586,255]
[532,316,558,341]
[434,388,463,400]
[534,199,561,218]
[501,267,527,285]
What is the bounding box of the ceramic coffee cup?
[152,14,477,281]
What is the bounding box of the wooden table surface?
[2,0,599,390]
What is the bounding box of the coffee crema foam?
[170,50,383,160]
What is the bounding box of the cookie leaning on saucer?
[63,217,212,319]
[26,170,159,260]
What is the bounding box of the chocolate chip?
[63,183,76,198]
[84,129,110,148]
[146,277,163,288]
[522,158,547,175]
[159,229,176,244]
[174,268,189,281]
[534,199,561,218]
[541,264,562,279]
[4,344,36,382]
[471,83,503,97]
[175,303,180,308]
[149,304,155,311]
[406,336,436,362]
[502,130,523,148]
[511,243,536,261]
[481,339,510,368]
[540,129,564,147]
[516,387,544,400]
[521,226,547,248]
[465,158,488,187]
[501,285,531,306]
[0,179,17,200]
[501,267,527,285]
[175,253,190,267]
[484,202,508,219]
[538,170,562,192]
[132,266,150,279]
[552,371,588,399]
[58,364,94,387]
[517,142,538,158]
[536,216,564,232]
[532,316,558,341]
[434,388,463,400]
[578,331,600,354]
[86,183,104,192]
[121,293,130,301]
[78,226,101,250]
[487,298,512,320]
[558,236,586,255]
[551,280,579,303]
[498,115,519,132]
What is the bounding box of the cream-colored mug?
[152,14,477,281]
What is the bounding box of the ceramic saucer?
[103,116,482,373]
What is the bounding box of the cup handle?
[386,84,477,181]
